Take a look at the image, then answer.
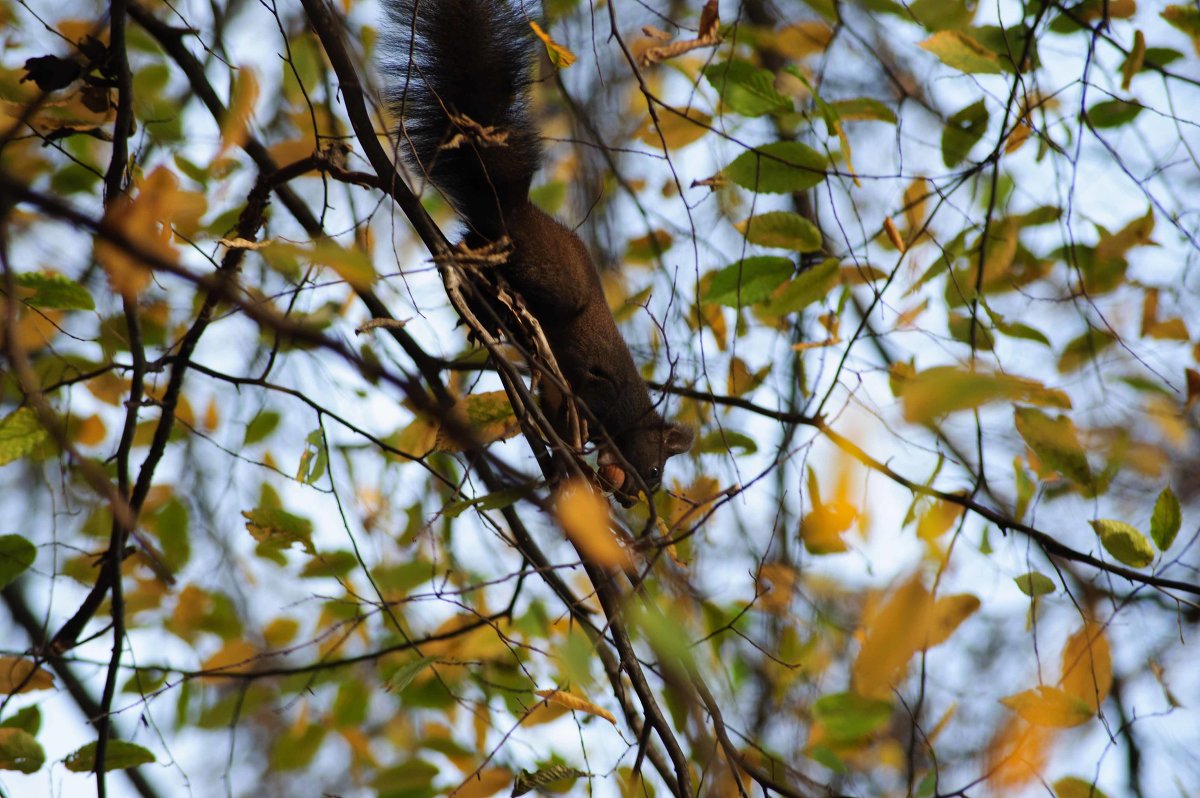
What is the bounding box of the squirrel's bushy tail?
[383,0,541,234]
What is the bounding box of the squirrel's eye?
[648,466,661,481]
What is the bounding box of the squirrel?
[383,0,693,502]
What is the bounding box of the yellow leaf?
[800,445,862,554]
[635,108,711,149]
[520,701,571,727]
[168,584,211,641]
[923,593,980,649]
[555,480,630,568]
[58,19,103,43]
[1145,317,1189,340]
[534,689,616,724]
[1145,394,1187,448]
[203,397,220,431]
[529,21,575,68]
[1122,29,1146,91]
[452,767,512,798]
[200,639,258,680]
[916,500,964,542]
[263,617,300,648]
[903,178,928,233]
[306,240,376,290]
[756,562,797,614]
[767,22,834,59]
[419,614,510,662]
[1059,622,1111,711]
[220,67,259,154]
[0,657,54,693]
[896,299,929,329]
[987,716,1056,792]
[851,576,933,699]
[800,502,854,554]
[1000,686,1093,727]
[96,167,184,297]
[433,391,519,452]
[267,137,317,169]
[900,366,1070,424]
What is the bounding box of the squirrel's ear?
[664,423,694,456]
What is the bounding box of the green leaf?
[1087,99,1142,129]
[295,428,328,485]
[972,24,1037,71]
[829,98,897,124]
[704,257,793,307]
[372,560,432,595]
[0,705,40,735]
[983,303,1051,346]
[694,429,758,455]
[300,550,359,578]
[920,30,1003,74]
[1090,519,1155,568]
[152,498,190,571]
[1058,329,1117,373]
[63,739,155,772]
[332,678,369,727]
[1014,206,1063,226]
[0,728,44,773]
[1150,487,1181,551]
[1014,571,1056,597]
[1142,47,1184,70]
[242,507,315,554]
[270,721,326,771]
[443,485,530,519]
[371,758,439,796]
[0,408,48,467]
[14,272,95,310]
[723,141,827,194]
[0,535,36,590]
[1054,776,1111,798]
[1014,408,1092,486]
[243,410,281,446]
[736,211,822,252]
[947,313,995,351]
[942,100,989,167]
[908,0,975,31]
[812,692,892,743]
[385,655,437,694]
[760,257,841,316]
[703,60,791,117]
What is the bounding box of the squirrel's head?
[600,420,694,506]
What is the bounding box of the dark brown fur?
[384,0,691,498]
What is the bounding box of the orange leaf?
[851,576,933,699]
[923,593,980,649]
[220,67,259,154]
[555,480,630,568]
[1060,622,1112,711]
[451,767,512,798]
[0,657,54,693]
[200,639,258,681]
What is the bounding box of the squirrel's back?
[382,0,542,234]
